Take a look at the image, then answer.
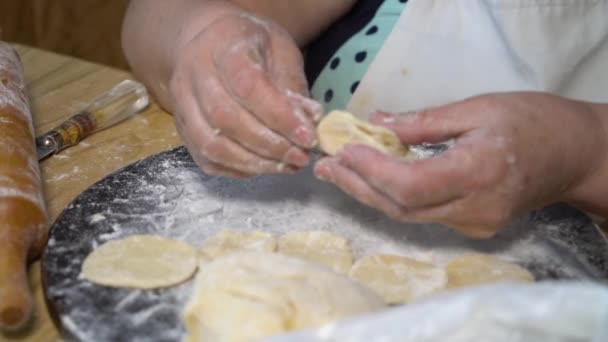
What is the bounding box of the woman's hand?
[314,92,608,238]
[169,13,322,177]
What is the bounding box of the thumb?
[369,103,477,145]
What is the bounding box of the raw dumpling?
[349,254,447,304]
[316,110,412,159]
[446,253,535,288]
[182,252,385,342]
[198,230,276,261]
[81,234,198,289]
[277,230,353,273]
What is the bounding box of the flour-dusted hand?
[122,0,357,178]
[168,13,321,177]
[315,92,608,237]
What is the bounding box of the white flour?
[44,148,607,341]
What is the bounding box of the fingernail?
[285,90,324,122]
[398,110,421,120]
[335,146,353,161]
[306,101,324,122]
[284,147,310,167]
[285,165,299,174]
[314,161,334,182]
[370,111,396,124]
[277,163,299,174]
[291,125,316,148]
[334,149,346,164]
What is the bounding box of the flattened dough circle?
[198,230,276,261]
[183,252,385,342]
[446,253,535,288]
[81,234,198,289]
[349,254,447,304]
[277,230,353,273]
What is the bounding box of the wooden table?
[1,44,182,342]
[2,44,607,342]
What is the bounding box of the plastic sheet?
[268,281,608,342]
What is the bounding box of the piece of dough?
[446,253,535,289]
[183,252,385,342]
[198,230,276,261]
[349,254,447,304]
[317,110,412,159]
[81,234,198,289]
[277,231,353,273]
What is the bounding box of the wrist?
[564,103,608,217]
[156,1,249,108]
[171,2,245,61]
[122,0,248,107]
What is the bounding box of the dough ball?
[182,252,385,342]
[349,254,447,304]
[317,110,413,159]
[277,230,353,273]
[198,230,276,261]
[446,253,535,288]
[81,234,198,289]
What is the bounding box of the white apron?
[348,0,608,116]
[347,0,608,223]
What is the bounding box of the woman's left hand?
[314,92,608,238]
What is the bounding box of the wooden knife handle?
[0,42,48,331]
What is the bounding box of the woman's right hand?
[168,12,322,178]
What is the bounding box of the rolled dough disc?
[446,253,535,288]
[198,230,276,261]
[81,234,198,289]
[183,252,385,342]
[277,230,353,273]
[349,254,447,304]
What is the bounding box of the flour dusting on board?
[43,147,608,342]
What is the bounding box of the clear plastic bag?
[267,281,608,342]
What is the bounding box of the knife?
[36,79,150,161]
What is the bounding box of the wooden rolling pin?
[0,42,48,330]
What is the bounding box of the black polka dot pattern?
[324,89,334,103]
[366,25,378,35]
[310,0,408,109]
[355,51,367,63]
[350,81,360,94]
[330,57,340,70]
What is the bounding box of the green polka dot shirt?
[306,0,407,112]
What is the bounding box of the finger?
[336,145,472,208]
[192,154,255,179]
[215,41,317,149]
[369,102,479,145]
[269,29,309,95]
[195,77,310,167]
[175,111,254,178]
[171,86,296,175]
[285,90,324,123]
[404,200,503,239]
[315,156,498,238]
[268,40,324,123]
[314,158,407,220]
